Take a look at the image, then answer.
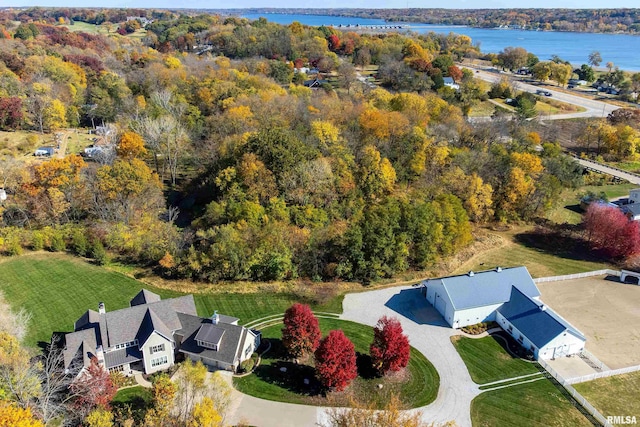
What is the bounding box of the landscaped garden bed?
[233,317,439,409]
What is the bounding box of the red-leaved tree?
[281,303,321,359]
[584,203,640,259]
[314,330,358,391]
[70,357,116,415]
[370,316,410,375]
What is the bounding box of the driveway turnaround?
[227,285,481,427]
[341,286,480,427]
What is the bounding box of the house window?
[114,340,138,350]
[244,346,251,358]
[507,325,513,332]
[518,335,524,343]
[150,344,165,354]
[109,365,124,373]
[150,356,168,367]
[197,340,218,351]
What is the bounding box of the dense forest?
[0,8,632,285]
[222,8,640,34]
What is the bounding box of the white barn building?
[422,266,586,360]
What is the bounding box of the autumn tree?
[370,316,410,376]
[588,51,602,67]
[189,397,223,427]
[583,203,640,259]
[314,330,358,391]
[174,361,231,425]
[0,401,43,427]
[281,303,321,359]
[0,331,41,408]
[85,408,114,427]
[116,131,147,159]
[69,357,116,418]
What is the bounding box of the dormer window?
[194,324,224,352]
[114,339,138,350]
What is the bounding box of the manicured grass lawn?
[605,160,640,174]
[233,318,439,409]
[574,371,640,421]
[112,386,152,406]
[471,380,592,427]
[451,335,539,384]
[0,254,343,348]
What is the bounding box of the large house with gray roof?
[62,290,260,376]
[421,266,586,360]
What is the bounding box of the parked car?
[535,89,552,96]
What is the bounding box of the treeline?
[0,10,584,284]
[223,8,640,34]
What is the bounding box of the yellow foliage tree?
[117,131,147,159]
[0,401,44,427]
[189,397,223,427]
[43,99,66,132]
[85,408,114,427]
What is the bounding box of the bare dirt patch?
[538,275,640,369]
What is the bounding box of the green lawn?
[468,101,496,117]
[233,318,439,409]
[112,386,152,422]
[0,254,342,348]
[471,380,592,427]
[451,335,539,384]
[574,371,640,423]
[453,228,613,278]
[545,183,638,225]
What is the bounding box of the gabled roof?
[177,313,246,366]
[102,295,196,348]
[136,308,174,345]
[498,286,586,348]
[74,309,100,331]
[423,266,540,310]
[130,289,161,307]
[63,328,97,370]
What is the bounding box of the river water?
[242,13,640,71]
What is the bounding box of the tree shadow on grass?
[356,353,378,380]
[254,339,322,396]
[514,225,607,263]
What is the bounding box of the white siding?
[496,312,585,360]
[141,332,174,374]
[538,332,585,360]
[425,282,455,327]
[453,304,501,328]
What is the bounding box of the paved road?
[464,66,620,120]
[575,157,640,185]
[226,285,480,427]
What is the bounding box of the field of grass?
[605,160,640,174]
[63,21,109,35]
[112,386,152,420]
[0,254,343,348]
[468,101,496,117]
[233,318,439,409]
[545,183,638,224]
[471,380,592,427]
[451,335,539,384]
[574,371,640,422]
[453,226,613,278]
[0,129,95,160]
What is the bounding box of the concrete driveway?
[341,286,479,427]
[227,285,479,427]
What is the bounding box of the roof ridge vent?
[468,271,474,277]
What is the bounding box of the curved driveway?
[227,285,479,427]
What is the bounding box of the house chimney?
[468,271,474,277]
[212,310,219,325]
[98,302,105,314]
[496,267,502,272]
